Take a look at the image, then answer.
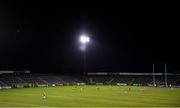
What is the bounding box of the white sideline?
[0,101,46,107]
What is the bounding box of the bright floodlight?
[80,35,90,44]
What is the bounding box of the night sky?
[0,1,180,74]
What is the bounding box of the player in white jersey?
[43,92,47,99]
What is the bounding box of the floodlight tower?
[79,35,90,75]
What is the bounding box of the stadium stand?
[0,72,179,88]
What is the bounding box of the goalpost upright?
[165,63,168,87]
[153,63,156,86]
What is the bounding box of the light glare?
[80,35,90,44]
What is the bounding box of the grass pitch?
[0,85,180,107]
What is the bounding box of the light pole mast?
[83,45,86,76]
[79,35,90,76]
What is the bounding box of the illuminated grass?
[0,86,180,107]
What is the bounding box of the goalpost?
[153,63,156,86]
[152,63,168,87]
[165,63,168,87]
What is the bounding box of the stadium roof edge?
[88,72,177,75]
